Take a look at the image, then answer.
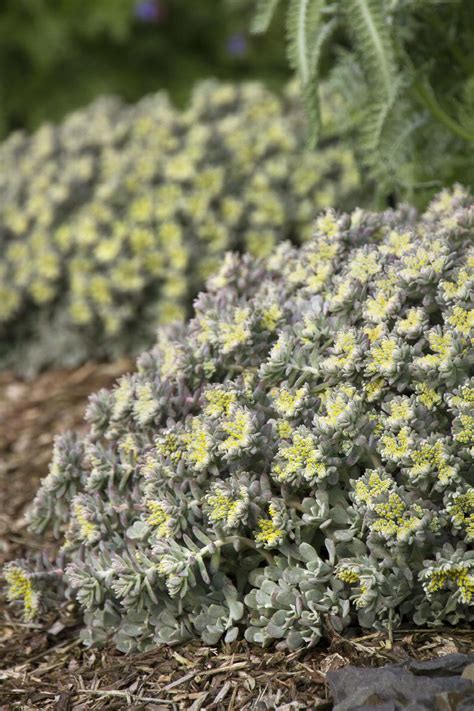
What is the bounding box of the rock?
[327,653,474,711]
[461,664,474,683]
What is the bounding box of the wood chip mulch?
[1,616,472,710]
[0,361,473,710]
[0,359,132,567]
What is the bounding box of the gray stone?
[327,653,474,711]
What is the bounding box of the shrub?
[0,80,360,372]
[5,187,473,652]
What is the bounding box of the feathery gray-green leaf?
[251,0,281,33]
[303,17,338,146]
[342,0,400,176]
[343,0,396,99]
[360,76,402,158]
[251,0,474,201]
[286,0,325,84]
[286,0,327,145]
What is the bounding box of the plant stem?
[413,80,474,144]
[287,500,307,513]
[200,535,274,566]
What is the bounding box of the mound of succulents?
[4,186,473,652]
[0,80,360,372]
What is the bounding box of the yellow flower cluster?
[71,502,98,543]
[146,501,172,538]
[316,385,360,432]
[371,493,423,542]
[183,417,213,471]
[260,304,283,332]
[410,440,456,486]
[379,427,413,462]
[203,387,237,418]
[155,432,184,465]
[440,267,473,302]
[353,470,394,507]
[399,242,447,283]
[320,329,361,373]
[205,486,249,530]
[446,491,474,542]
[366,337,399,376]
[336,567,361,585]
[218,308,252,355]
[396,307,425,337]
[255,504,285,547]
[134,383,158,425]
[4,565,40,622]
[384,398,413,428]
[415,331,455,370]
[272,430,327,483]
[271,385,307,417]
[448,385,474,449]
[423,563,474,605]
[446,305,473,336]
[220,407,254,455]
[415,383,441,409]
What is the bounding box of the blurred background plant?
[0,0,288,139]
[0,79,361,374]
[251,0,474,206]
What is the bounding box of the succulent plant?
[4,187,473,651]
[0,80,360,372]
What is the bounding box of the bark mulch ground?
[0,360,132,567]
[1,616,472,710]
[1,361,473,710]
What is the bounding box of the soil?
[0,361,472,710]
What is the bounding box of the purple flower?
[227,33,248,58]
[135,0,163,24]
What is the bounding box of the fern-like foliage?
[251,0,282,32]
[251,0,474,205]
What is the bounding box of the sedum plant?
[4,187,473,652]
[0,79,360,372]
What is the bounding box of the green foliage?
[0,80,361,373]
[251,0,474,204]
[285,0,332,146]
[252,0,282,33]
[4,188,473,651]
[0,0,288,139]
